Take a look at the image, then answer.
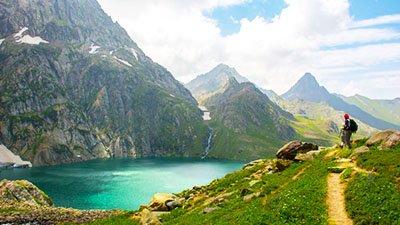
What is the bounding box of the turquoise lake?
[0,158,243,210]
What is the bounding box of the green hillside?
[203,78,295,161]
[2,130,399,224]
[340,94,400,126]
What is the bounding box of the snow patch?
[14,27,28,38]
[198,106,211,121]
[0,39,4,46]
[109,50,114,55]
[16,35,49,45]
[113,56,132,67]
[130,48,138,60]
[0,145,32,168]
[101,55,107,58]
[89,43,100,54]
[14,27,49,45]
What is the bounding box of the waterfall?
[201,128,213,159]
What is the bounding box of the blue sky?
[99,0,400,99]
[208,0,400,36]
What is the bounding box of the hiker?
[340,114,357,148]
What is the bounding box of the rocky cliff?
[0,0,208,166]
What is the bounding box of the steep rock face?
[204,77,296,160]
[282,73,400,130]
[0,0,207,166]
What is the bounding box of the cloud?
[98,0,400,99]
[351,14,400,28]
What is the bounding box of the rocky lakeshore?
[0,180,122,225]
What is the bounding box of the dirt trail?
[326,173,353,225]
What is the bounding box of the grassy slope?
[345,145,400,224]
[207,120,284,161]
[341,95,400,126]
[159,154,333,225]
[4,136,395,225]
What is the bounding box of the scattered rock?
[276,141,318,160]
[243,192,261,201]
[249,180,261,187]
[274,159,292,171]
[147,193,181,211]
[139,209,162,225]
[242,159,264,170]
[206,192,235,206]
[350,146,369,160]
[203,207,218,214]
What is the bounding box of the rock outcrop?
[366,130,400,149]
[276,141,319,160]
[0,179,121,224]
[0,180,53,206]
[147,193,181,212]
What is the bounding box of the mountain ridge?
[282,73,400,130]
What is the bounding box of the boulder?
[276,141,318,160]
[147,193,181,211]
[366,130,396,146]
[381,131,400,150]
[0,180,53,206]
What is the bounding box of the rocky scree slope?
[0,0,207,166]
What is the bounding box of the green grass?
[356,146,400,177]
[78,212,138,225]
[345,145,400,225]
[161,154,332,225]
[341,167,354,180]
[346,173,400,225]
[337,147,353,158]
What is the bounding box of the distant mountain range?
[282,73,400,130]
[339,94,400,126]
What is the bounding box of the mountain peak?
[282,73,330,102]
[185,64,249,100]
[210,63,240,77]
[297,73,319,87]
